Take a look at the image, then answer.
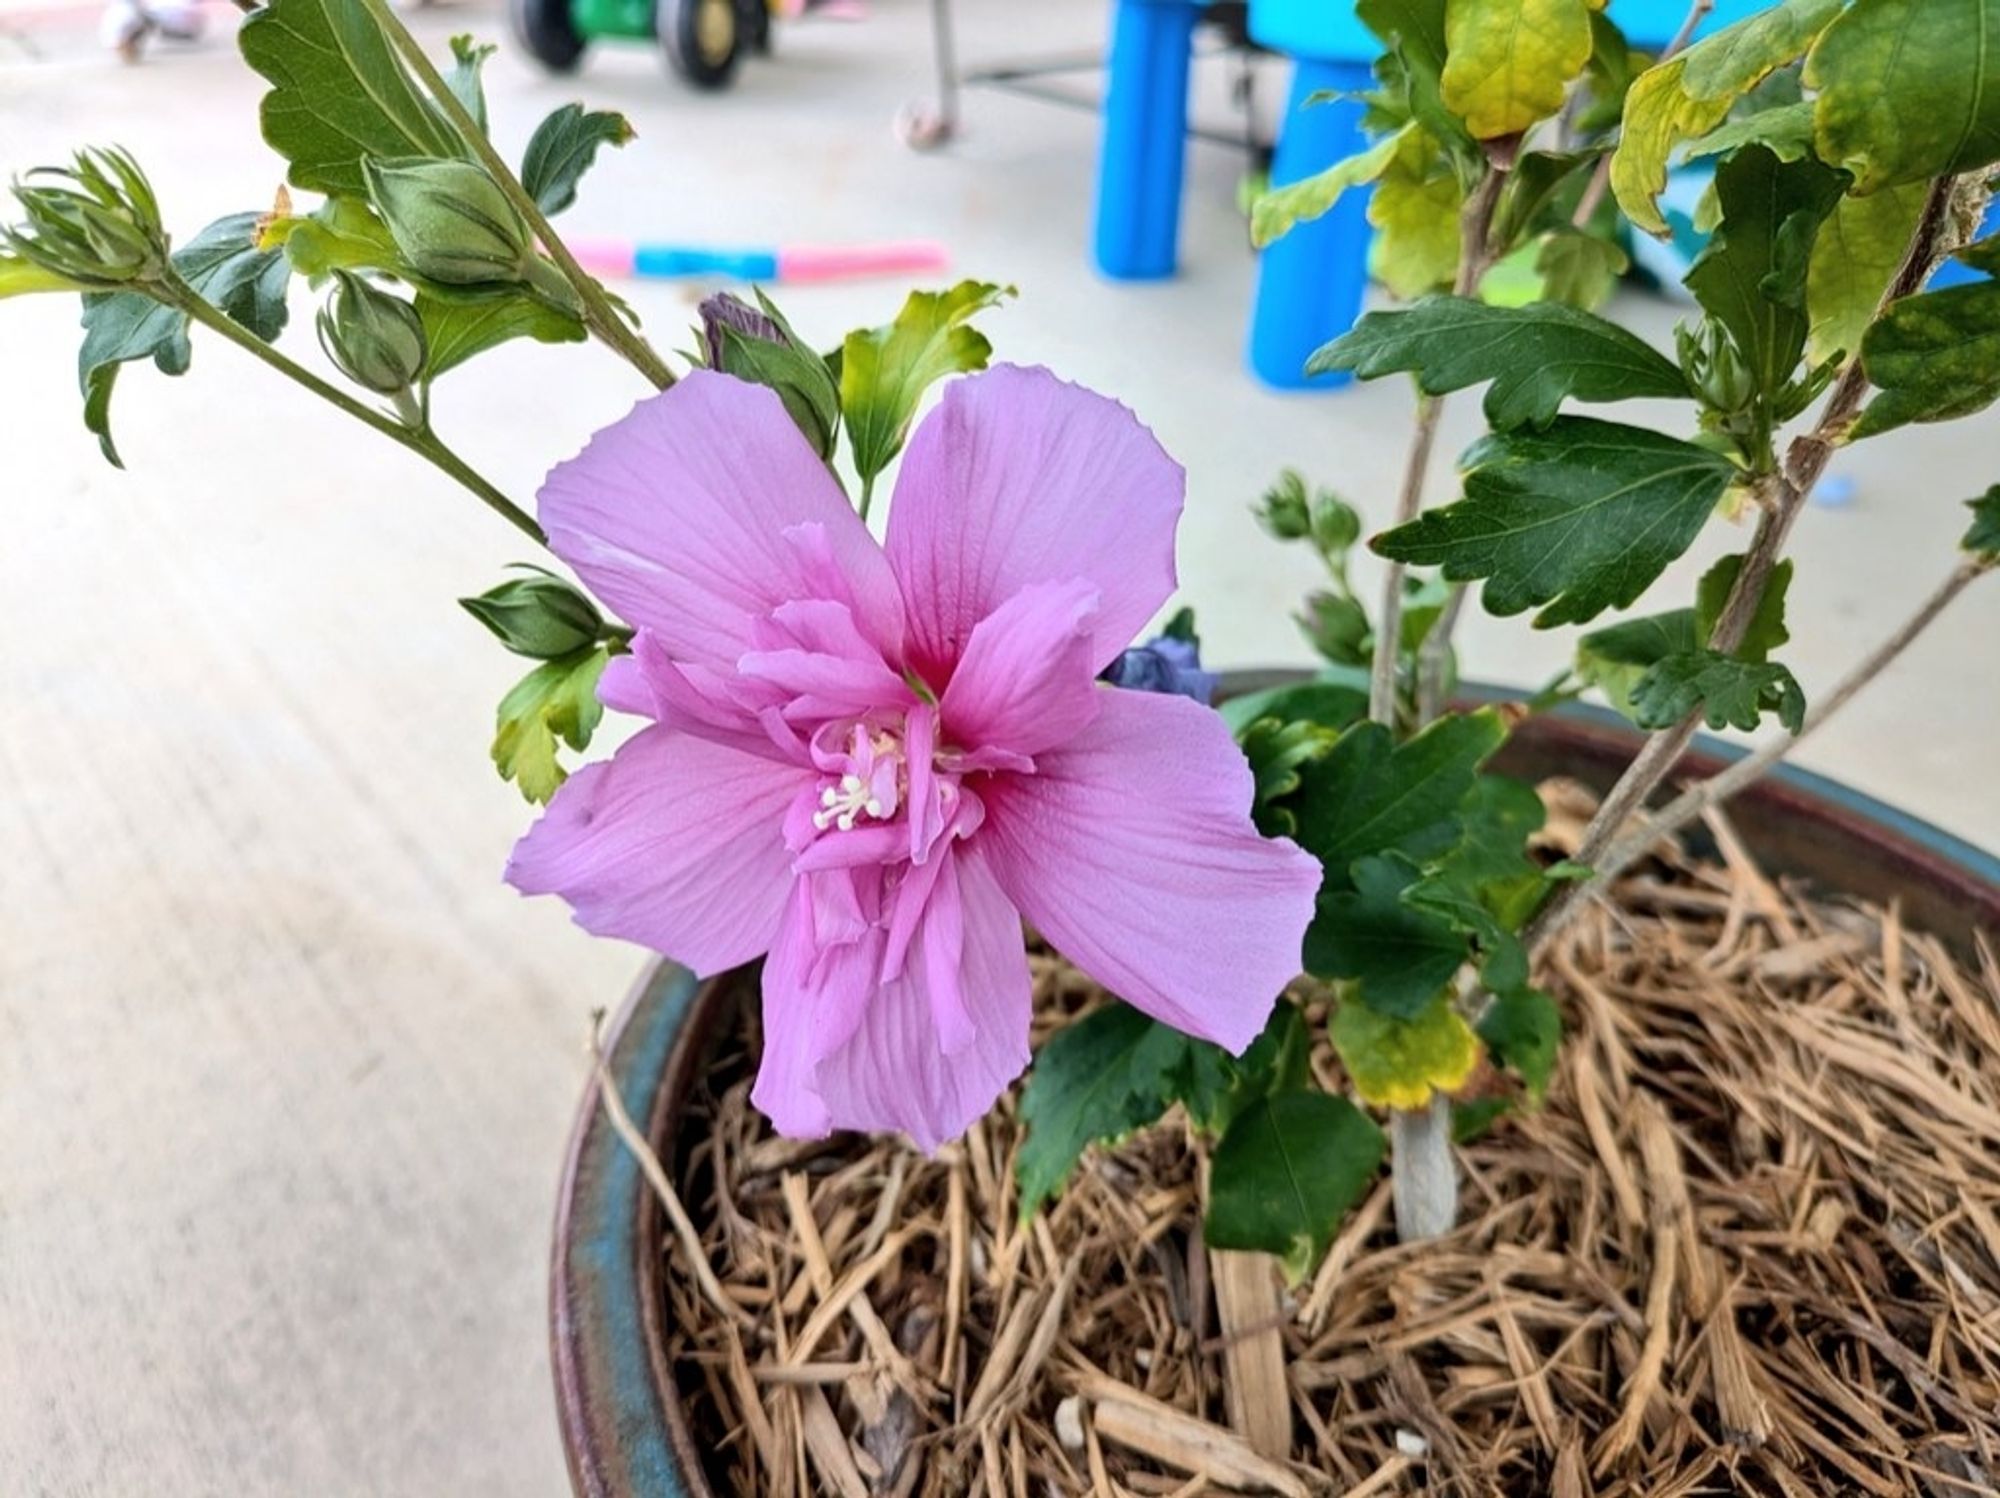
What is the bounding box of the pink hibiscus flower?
[508,364,1321,1150]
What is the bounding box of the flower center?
[810,723,906,832]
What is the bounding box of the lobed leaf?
[1695,553,1793,664]
[1373,416,1741,628]
[1576,609,1700,721]
[839,280,1012,485]
[491,644,609,802]
[1685,146,1848,405]
[1204,1092,1386,1283]
[1306,854,1470,1017]
[1805,0,2000,194]
[1251,127,1407,248]
[1014,1002,1189,1220]
[1331,994,1480,1110]
[1477,986,1561,1098]
[1440,0,1594,140]
[1854,281,2000,438]
[240,0,466,198]
[1366,127,1466,298]
[1608,0,1845,235]
[1308,296,1688,430]
[1629,650,1807,733]
[1964,487,2000,559]
[520,104,636,217]
[1806,180,1930,365]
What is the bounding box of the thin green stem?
[857,472,878,524]
[168,279,547,547]
[356,0,677,392]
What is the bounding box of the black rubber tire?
[660,0,742,89]
[510,0,587,72]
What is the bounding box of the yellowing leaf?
[0,253,85,299]
[1368,128,1465,297]
[1806,0,2000,193]
[1441,0,1594,139]
[1332,997,1481,1110]
[492,645,609,803]
[1251,126,1409,248]
[840,280,1012,485]
[1609,0,1845,235]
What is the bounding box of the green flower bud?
[1310,491,1362,557]
[5,146,169,288]
[1256,470,1312,541]
[698,291,841,459]
[1678,320,1756,418]
[316,270,427,396]
[362,157,533,287]
[460,567,605,660]
[1298,590,1370,666]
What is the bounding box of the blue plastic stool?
[1094,0,1205,279]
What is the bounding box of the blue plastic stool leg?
[1249,58,1377,390]
[1094,0,1202,281]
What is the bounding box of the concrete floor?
[2,2,1996,1492]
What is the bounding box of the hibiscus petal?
[977,690,1321,1053]
[884,364,1183,685]
[813,848,1031,1153]
[539,372,905,671]
[939,578,1103,762]
[506,725,807,975]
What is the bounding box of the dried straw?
[658,782,2000,1495]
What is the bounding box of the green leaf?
[1240,718,1344,839]
[1218,678,1372,737]
[1807,180,1930,365]
[1307,854,1470,1016]
[1290,709,1509,884]
[1609,0,1846,235]
[1177,1002,1314,1139]
[521,104,636,217]
[1682,99,1819,165]
[418,290,588,381]
[1015,1002,1188,1219]
[492,645,609,803]
[1854,281,2000,438]
[1533,229,1628,311]
[266,196,402,284]
[1373,417,1741,628]
[1576,609,1699,720]
[0,253,86,298]
[1308,296,1687,430]
[1331,994,1481,1109]
[1367,128,1465,298]
[711,289,842,459]
[840,281,1012,485]
[444,34,496,132]
[1440,0,1594,140]
[1477,985,1561,1098]
[1251,126,1407,248]
[1805,0,2000,194]
[240,0,466,198]
[1492,149,1603,246]
[1204,1091,1386,1282]
[1358,0,1479,167]
[1964,486,2000,559]
[78,212,290,466]
[1961,236,2000,277]
[1630,650,1807,733]
[1412,774,1550,948]
[1686,146,1848,404]
[1696,553,1792,663]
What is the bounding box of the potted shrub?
[7,0,2000,1490]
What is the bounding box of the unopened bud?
[317,270,426,395]
[1256,470,1312,540]
[5,146,168,287]
[460,567,605,660]
[363,157,533,286]
[699,290,840,458]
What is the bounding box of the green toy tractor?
[510,0,770,88]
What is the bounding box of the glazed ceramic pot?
[548,682,2000,1497]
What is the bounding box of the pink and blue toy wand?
[568,238,950,284]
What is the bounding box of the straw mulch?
[658,783,2000,1496]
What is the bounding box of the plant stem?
[169,281,546,547]
[1373,158,1509,1247]
[857,471,878,524]
[356,0,677,393]
[1526,171,1960,955]
[1369,160,1510,728]
[1577,556,1988,914]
